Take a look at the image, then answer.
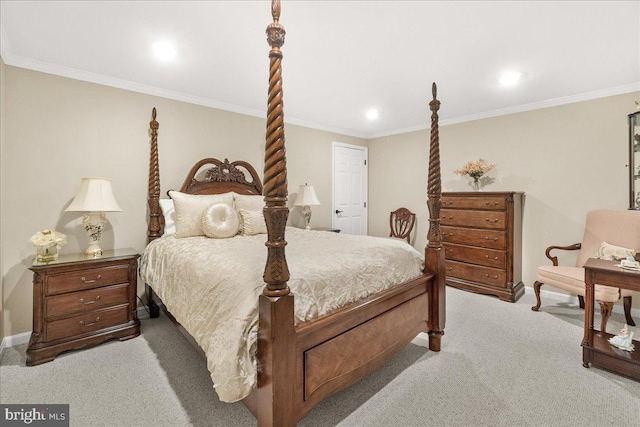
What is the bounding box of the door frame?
[331,141,368,234]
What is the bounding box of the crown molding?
[368,82,640,140]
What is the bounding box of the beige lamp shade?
[294,184,320,206]
[65,178,122,212]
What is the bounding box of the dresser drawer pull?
[79,317,100,327]
[79,295,101,304]
[447,216,454,220]
[485,236,498,241]
[484,274,498,279]
[485,218,499,223]
[485,255,498,261]
[447,267,453,271]
[81,275,102,284]
[485,201,499,206]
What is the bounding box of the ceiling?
[1,1,639,139]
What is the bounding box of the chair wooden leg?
[597,300,613,333]
[531,281,543,311]
[623,296,636,326]
[578,295,585,309]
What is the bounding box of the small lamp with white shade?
[65,178,122,257]
[294,184,320,230]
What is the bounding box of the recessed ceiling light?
[366,109,379,120]
[153,41,176,61]
[499,71,522,87]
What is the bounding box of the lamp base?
[303,206,312,230]
[82,212,106,257]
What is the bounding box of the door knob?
[335,210,343,214]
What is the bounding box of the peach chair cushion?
[537,265,633,301]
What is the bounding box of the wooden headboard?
[146,108,263,243]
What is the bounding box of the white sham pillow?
[233,193,265,211]
[169,190,234,238]
[201,203,240,238]
[159,199,176,236]
[238,209,268,235]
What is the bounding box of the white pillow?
[159,199,176,235]
[201,203,240,238]
[238,209,268,235]
[233,193,265,211]
[169,191,234,238]
[595,241,636,261]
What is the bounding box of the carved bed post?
[257,1,296,426]
[425,83,446,352]
[147,107,161,318]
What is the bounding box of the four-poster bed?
[141,1,446,425]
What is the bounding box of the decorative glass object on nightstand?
[629,111,640,209]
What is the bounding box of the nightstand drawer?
[45,284,129,319]
[442,196,506,210]
[46,265,129,295]
[45,305,130,342]
[441,209,507,230]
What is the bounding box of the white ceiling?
[1,1,639,139]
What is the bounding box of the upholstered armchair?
[389,208,416,244]
[532,210,638,332]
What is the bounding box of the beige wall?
[0,65,365,339]
[369,92,640,303]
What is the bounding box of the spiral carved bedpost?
[257,1,296,425]
[425,83,446,352]
[147,107,161,318]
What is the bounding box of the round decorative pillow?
[201,202,240,238]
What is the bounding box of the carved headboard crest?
[203,158,251,186]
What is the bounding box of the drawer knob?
[485,236,498,241]
[79,295,101,304]
[485,255,498,261]
[79,317,100,327]
[485,218,499,223]
[81,274,102,284]
[447,267,453,271]
[484,274,498,279]
[486,201,499,206]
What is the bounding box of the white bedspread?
[139,227,424,402]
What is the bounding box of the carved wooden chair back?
[389,208,416,244]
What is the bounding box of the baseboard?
[523,286,640,318]
[0,307,152,358]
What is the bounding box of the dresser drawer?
[442,196,506,211]
[441,209,507,230]
[444,243,506,269]
[46,265,129,295]
[442,226,507,250]
[445,260,507,288]
[45,284,129,319]
[45,305,130,342]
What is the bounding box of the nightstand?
[27,248,140,366]
[311,227,341,233]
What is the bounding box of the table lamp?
[65,178,122,256]
[294,184,320,230]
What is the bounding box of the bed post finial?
[148,107,161,244]
[425,83,446,352]
[427,82,442,249]
[262,0,290,297]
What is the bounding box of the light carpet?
[1,288,639,426]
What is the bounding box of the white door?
[332,142,368,235]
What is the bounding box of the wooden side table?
[27,248,140,366]
[582,258,640,379]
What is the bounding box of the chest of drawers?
[441,192,524,302]
[27,248,140,365]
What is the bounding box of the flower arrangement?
[453,158,496,190]
[29,230,67,262]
